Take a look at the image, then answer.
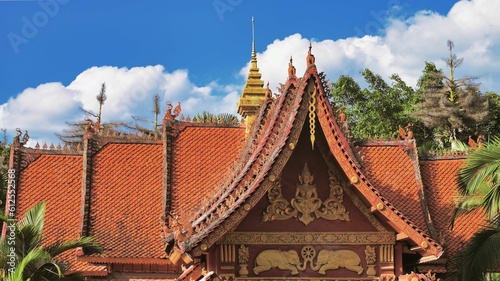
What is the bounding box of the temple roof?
[7,44,487,277]
[177,46,443,259]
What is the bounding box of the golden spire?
[237,17,267,134]
[252,17,256,64]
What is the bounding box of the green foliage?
[330,69,419,140]
[193,111,239,125]
[450,219,500,281]
[454,137,500,221]
[0,144,10,211]
[478,92,500,137]
[450,138,500,279]
[0,201,103,280]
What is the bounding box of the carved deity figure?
[291,163,321,225]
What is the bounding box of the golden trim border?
[219,232,395,245]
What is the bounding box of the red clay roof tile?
[16,154,105,273]
[171,127,245,218]
[420,159,486,258]
[90,143,164,259]
[358,145,429,233]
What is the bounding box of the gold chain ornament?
[309,87,317,150]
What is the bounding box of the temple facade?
[4,43,484,281]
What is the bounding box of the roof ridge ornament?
[307,42,316,66]
[288,56,296,80]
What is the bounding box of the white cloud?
[0,66,241,146]
[2,0,500,145]
[250,0,500,95]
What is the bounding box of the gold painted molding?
[235,277,380,281]
[219,232,395,245]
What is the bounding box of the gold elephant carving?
[253,249,302,275]
[312,249,363,275]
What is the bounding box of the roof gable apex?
[175,49,442,260]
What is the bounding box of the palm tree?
[0,201,102,280]
[450,137,500,280]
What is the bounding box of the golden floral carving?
[364,245,376,265]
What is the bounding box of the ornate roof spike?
[186,115,191,122]
[164,101,181,121]
[288,56,296,79]
[179,114,185,122]
[42,143,48,150]
[49,143,55,150]
[63,144,68,151]
[266,82,272,99]
[56,143,61,150]
[35,142,40,149]
[251,16,256,63]
[306,42,316,66]
[76,143,81,151]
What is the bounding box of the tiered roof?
[5,43,485,279]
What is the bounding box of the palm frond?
[5,248,56,281]
[45,236,103,258]
[18,201,45,233]
[457,136,500,219]
[450,222,500,281]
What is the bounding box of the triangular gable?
[180,50,443,259]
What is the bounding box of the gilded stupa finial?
[237,17,267,135]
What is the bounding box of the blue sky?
[1,0,498,145]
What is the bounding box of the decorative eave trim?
[181,71,307,256]
[315,74,443,258]
[77,256,171,265]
